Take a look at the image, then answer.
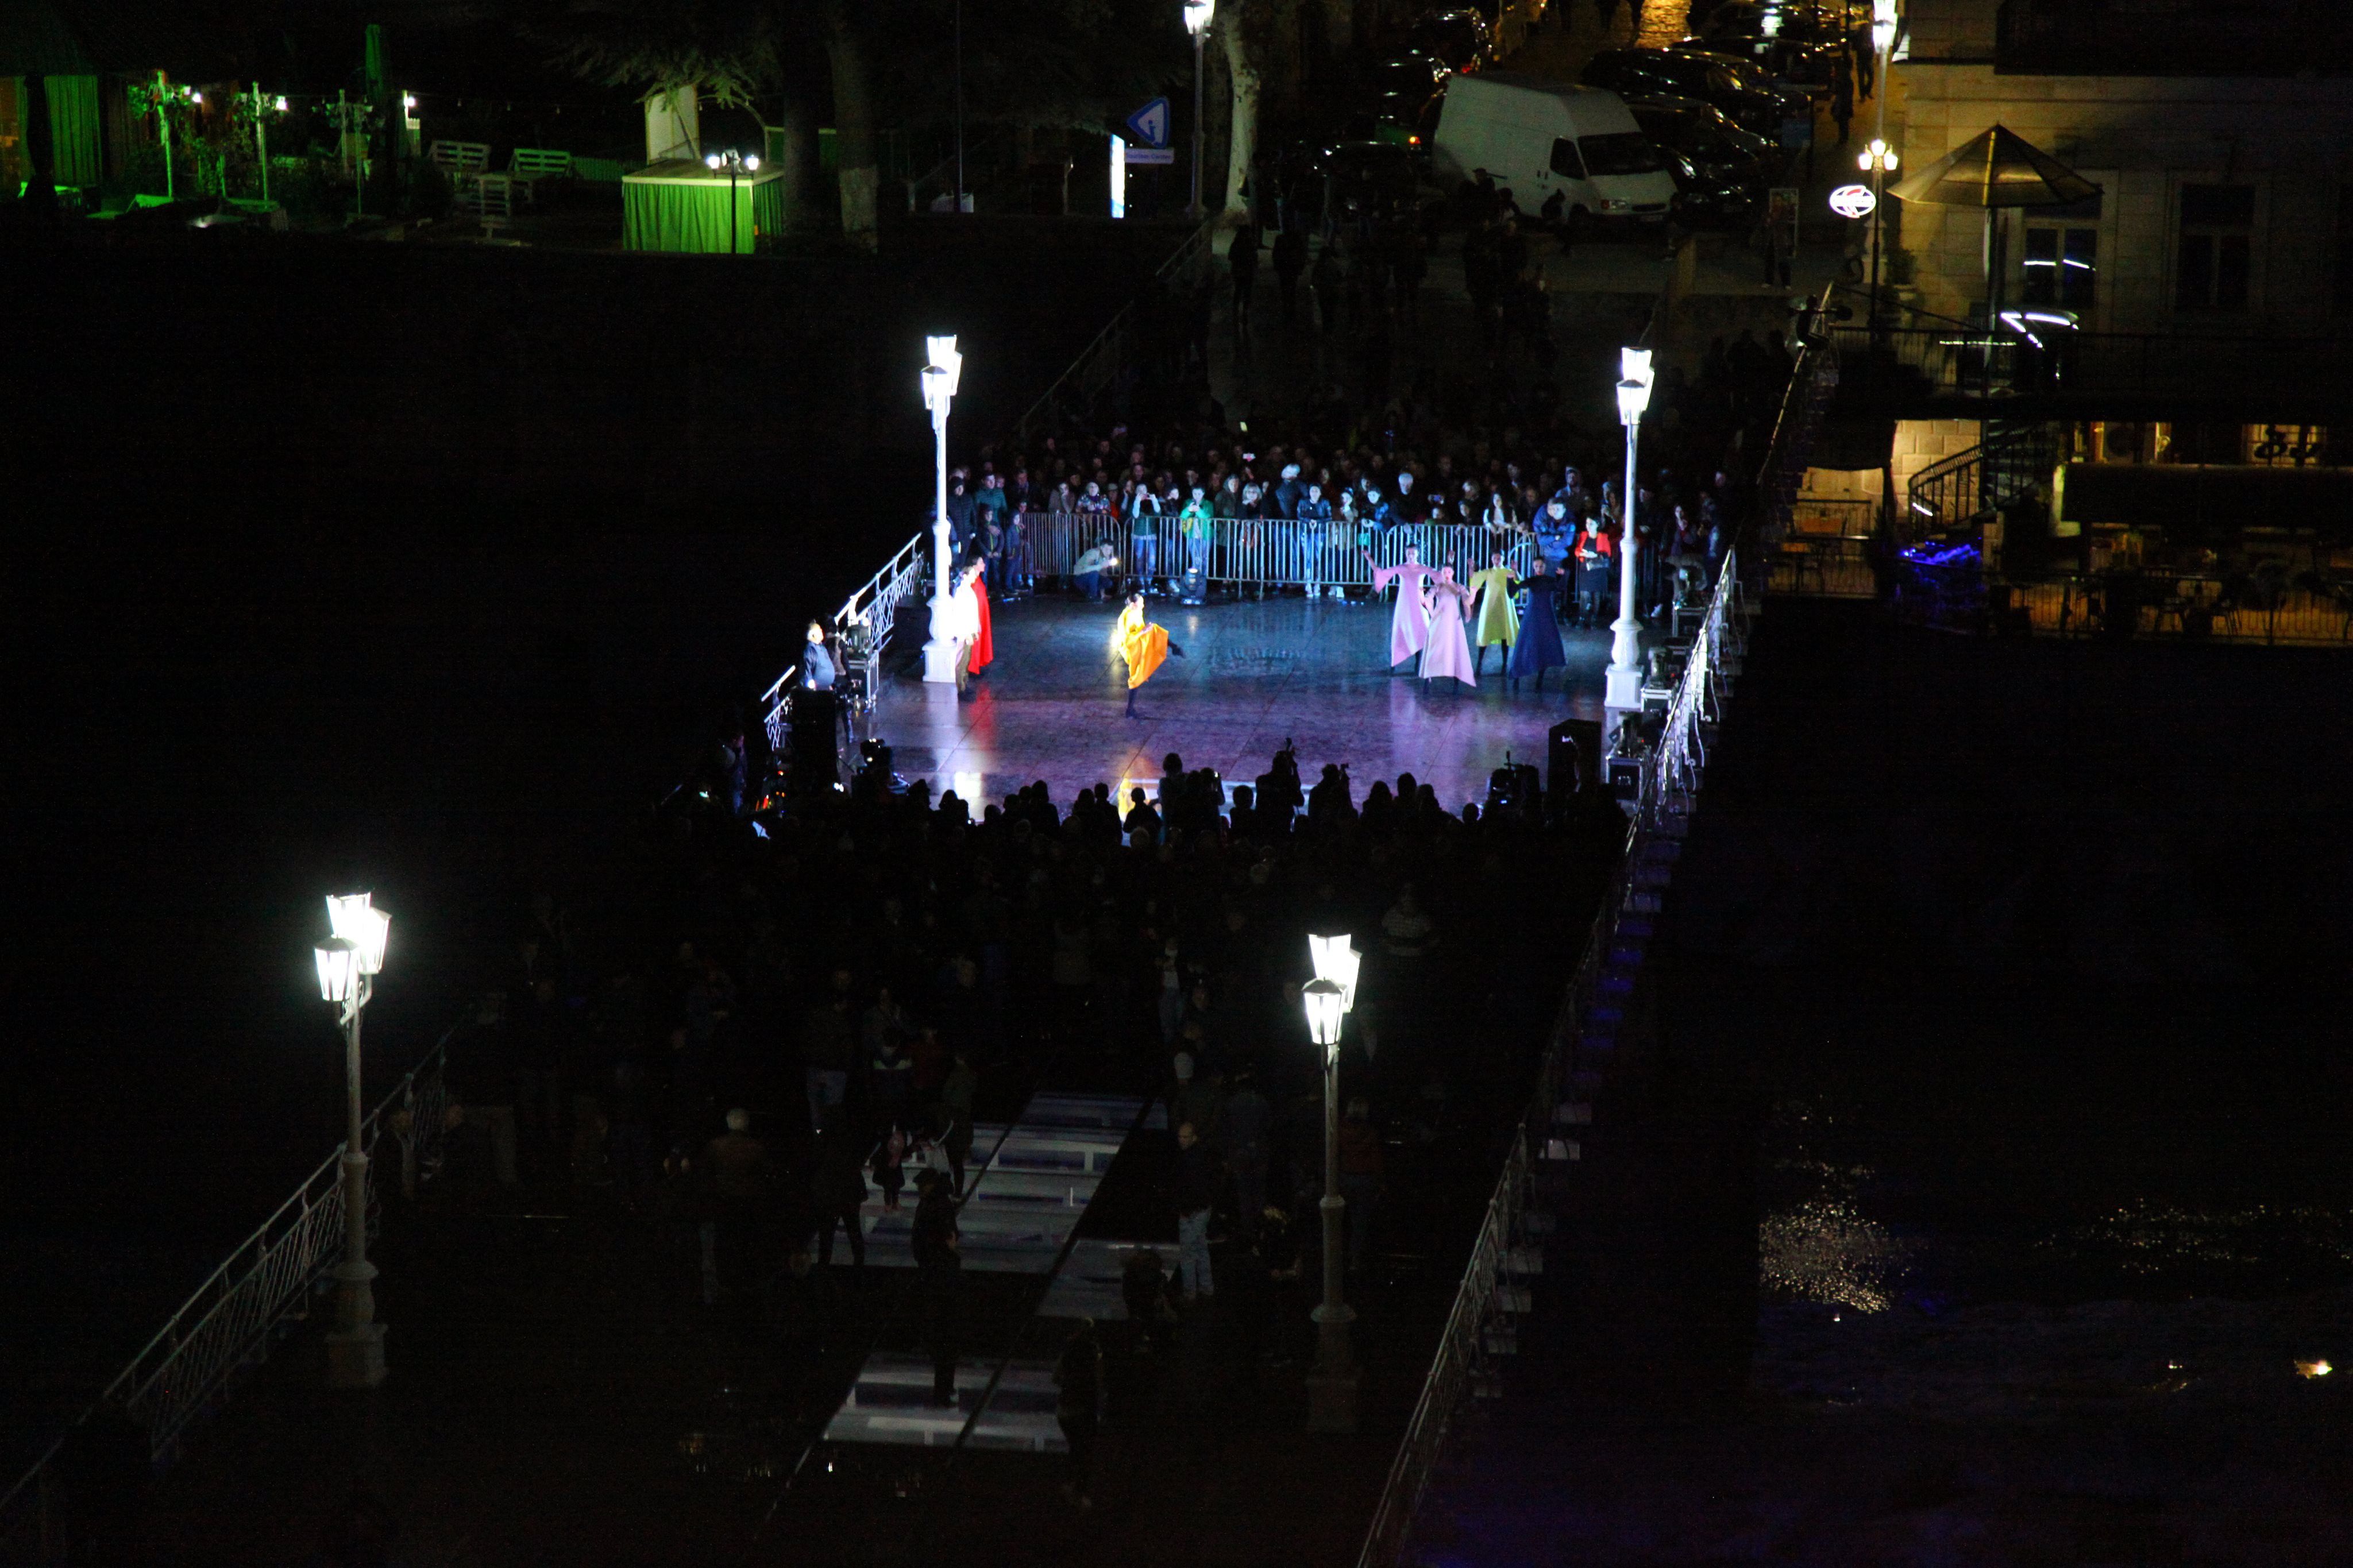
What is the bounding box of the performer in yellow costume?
[1113,590,1184,716]
[1467,551,1522,677]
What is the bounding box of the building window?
[2023,227,2096,310]
[2175,184,2253,312]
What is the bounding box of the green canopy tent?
[623,157,785,254]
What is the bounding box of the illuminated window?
[2022,227,2096,310]
[2175,184,2252,312]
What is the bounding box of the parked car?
[1625,94,1780,188]
[1662,150,1761,231]
[1367,49,1453,101]
[1690,27,1845,91]
[1432,73,1676,227]
[1409,9,1495,73]
[1579,45,1804,136]
[1340,89,1445,153]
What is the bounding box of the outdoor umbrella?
[1889,125,2102,334]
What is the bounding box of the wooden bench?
[427,140,489,179]
[506,147,572,204]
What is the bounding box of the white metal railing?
[0,1038,453,1563]
[1355,1128,1532,1568]
[1353,549,1752,1568]
[757,530,931,760]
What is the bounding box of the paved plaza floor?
[863,590,1614,812]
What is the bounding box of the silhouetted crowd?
[437,741,1619,1357]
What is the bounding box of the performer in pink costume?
[1365,544,1439,673]
[1417,566,1479,688]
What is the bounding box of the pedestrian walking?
[912,1168,963,1405]
[1229,225,1260,331]
[1174,1120,1218,1301]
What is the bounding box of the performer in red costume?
[965,558,995,676]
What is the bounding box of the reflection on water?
[1760,1099,1915,1312]
[2040,1202,2353,1287]
[1760,1167,1916,1313]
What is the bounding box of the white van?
[1432,72,1676,226]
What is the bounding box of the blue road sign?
[1125,98,1171,149]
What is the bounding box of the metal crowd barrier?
[0,1038,454,1565]
[1016,511,1544,592]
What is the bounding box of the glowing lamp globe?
[1307,933,1361,1013]
[1303,978,1345,1050]
[743,154,761,172]
[315,937,360,1003]
[705,152,723,170]
[325,892,391,976]
[926,334,963,399]
[1184,0,1215,34]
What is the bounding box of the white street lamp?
[1308,934,1360,1013]
[315,891,391,1388]
[1859,137,1899,324]
[1184,0,1215,222]
[920,335,966,684]
[1603,347,1655,728]
[1303,934,1360,1434]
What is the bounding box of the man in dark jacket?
[809,1119,868,1269]
[1173,1121,1219,1301]
[912,1169,963,1404]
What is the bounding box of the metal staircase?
[1906,419,2061,539]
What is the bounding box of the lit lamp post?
[1867,0,1899,320]
[1603,347,1656,731]
[1184,0,1215,221]
[704,148,761,254]
[920,335,966,684]
[314,892,392,1389]
[1860,138,1899,324]
[1304,933,1361,1433]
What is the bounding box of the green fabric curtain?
[44,73,97,186]
[624,175,782,254]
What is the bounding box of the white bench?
[507,147,571,204]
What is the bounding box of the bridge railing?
[1353,550,1749,1568]
[0,1035,455,1565]
[1355,303,1834,1567]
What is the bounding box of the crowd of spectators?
[940,320,1793,623]
[438,737,1619,1422]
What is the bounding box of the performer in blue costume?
[1506,554,1570,693]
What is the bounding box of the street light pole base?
[921,636,962,685]
[1306,1365,1360,1432]
[326,1322,387,1389]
